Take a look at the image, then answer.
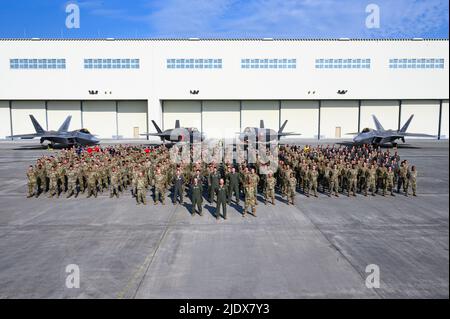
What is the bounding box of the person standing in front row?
[215,178,228,220]
[190,178,203,216]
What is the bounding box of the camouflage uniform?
[66,167,78,198]
[136,175,147,205]
[244,183,256,216]
[264,175,276,205]
[153,172,166,204]
[287,175,297,205]
[26,167,37,198]
[110,169,120,198]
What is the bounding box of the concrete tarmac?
[0,140,447,298]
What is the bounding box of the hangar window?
[10,58,66,69]
[315,58,370,69]
[84,58,140,69]
[389,58,444,69]
[166,58,222,69]
[241,58,296,69]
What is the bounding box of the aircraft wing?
[398,132,437,138]
[7,133,42,139]
[140,133,166,137]
[278,132,301,136]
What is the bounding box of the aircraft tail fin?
[29,115,45,134]
[372,115,384,131]
[278,120,288,134]
[260,120,264,129]
[151,120,163,133]
[175,120,180,128]
[400,115,414,133]
[57,116,72,132]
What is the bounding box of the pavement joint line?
[292,202,383,299]
[117,203,178,299]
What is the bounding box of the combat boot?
[271,198,275,205]
[252,207,257,217]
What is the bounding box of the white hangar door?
[401,100,440,137]
[441,100,449,139]
[82,101,116,139]
[360,101,399,131]
[11,101,46,135]
[281,101,319,138]
[241,101,279,130]
[320,101,359,139]
[118,101,147,139]
[0,101,11,139]
[163,101,201,130]
[47,101,82,132]
[202,101,240,139]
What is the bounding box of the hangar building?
[0,38,448,140]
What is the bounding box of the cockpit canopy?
[361,128,371,133]
[79,128,91,134]
[243,127,255,133]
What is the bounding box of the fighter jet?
[238,120,300,143]
[8,115,99,147]
[349,114,436,146]
[141,120,206,143]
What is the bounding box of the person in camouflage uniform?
[329,164,340,197]
[66,165,78,198]
[409,165,417,197]
[307,165,319,198]
[248,168,260,205]
[86,166,98,198]
[383,166,396,196]
[347,164,358,197]
[367,164,377,196]
[26,165,37,198]
[47,166,59,198]
[153,168,166,205]
[136,171,148,205]
[110,166,121,198]
[244,181,256,217]
[264,172,276,205]
[287,172,297,205]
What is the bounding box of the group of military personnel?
[26,143,418,219]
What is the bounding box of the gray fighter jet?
[238,120,300,143]
[142,120,206,143]
[349,114,436,146]
[8,115,99,147]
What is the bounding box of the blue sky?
[0,0,448,38]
